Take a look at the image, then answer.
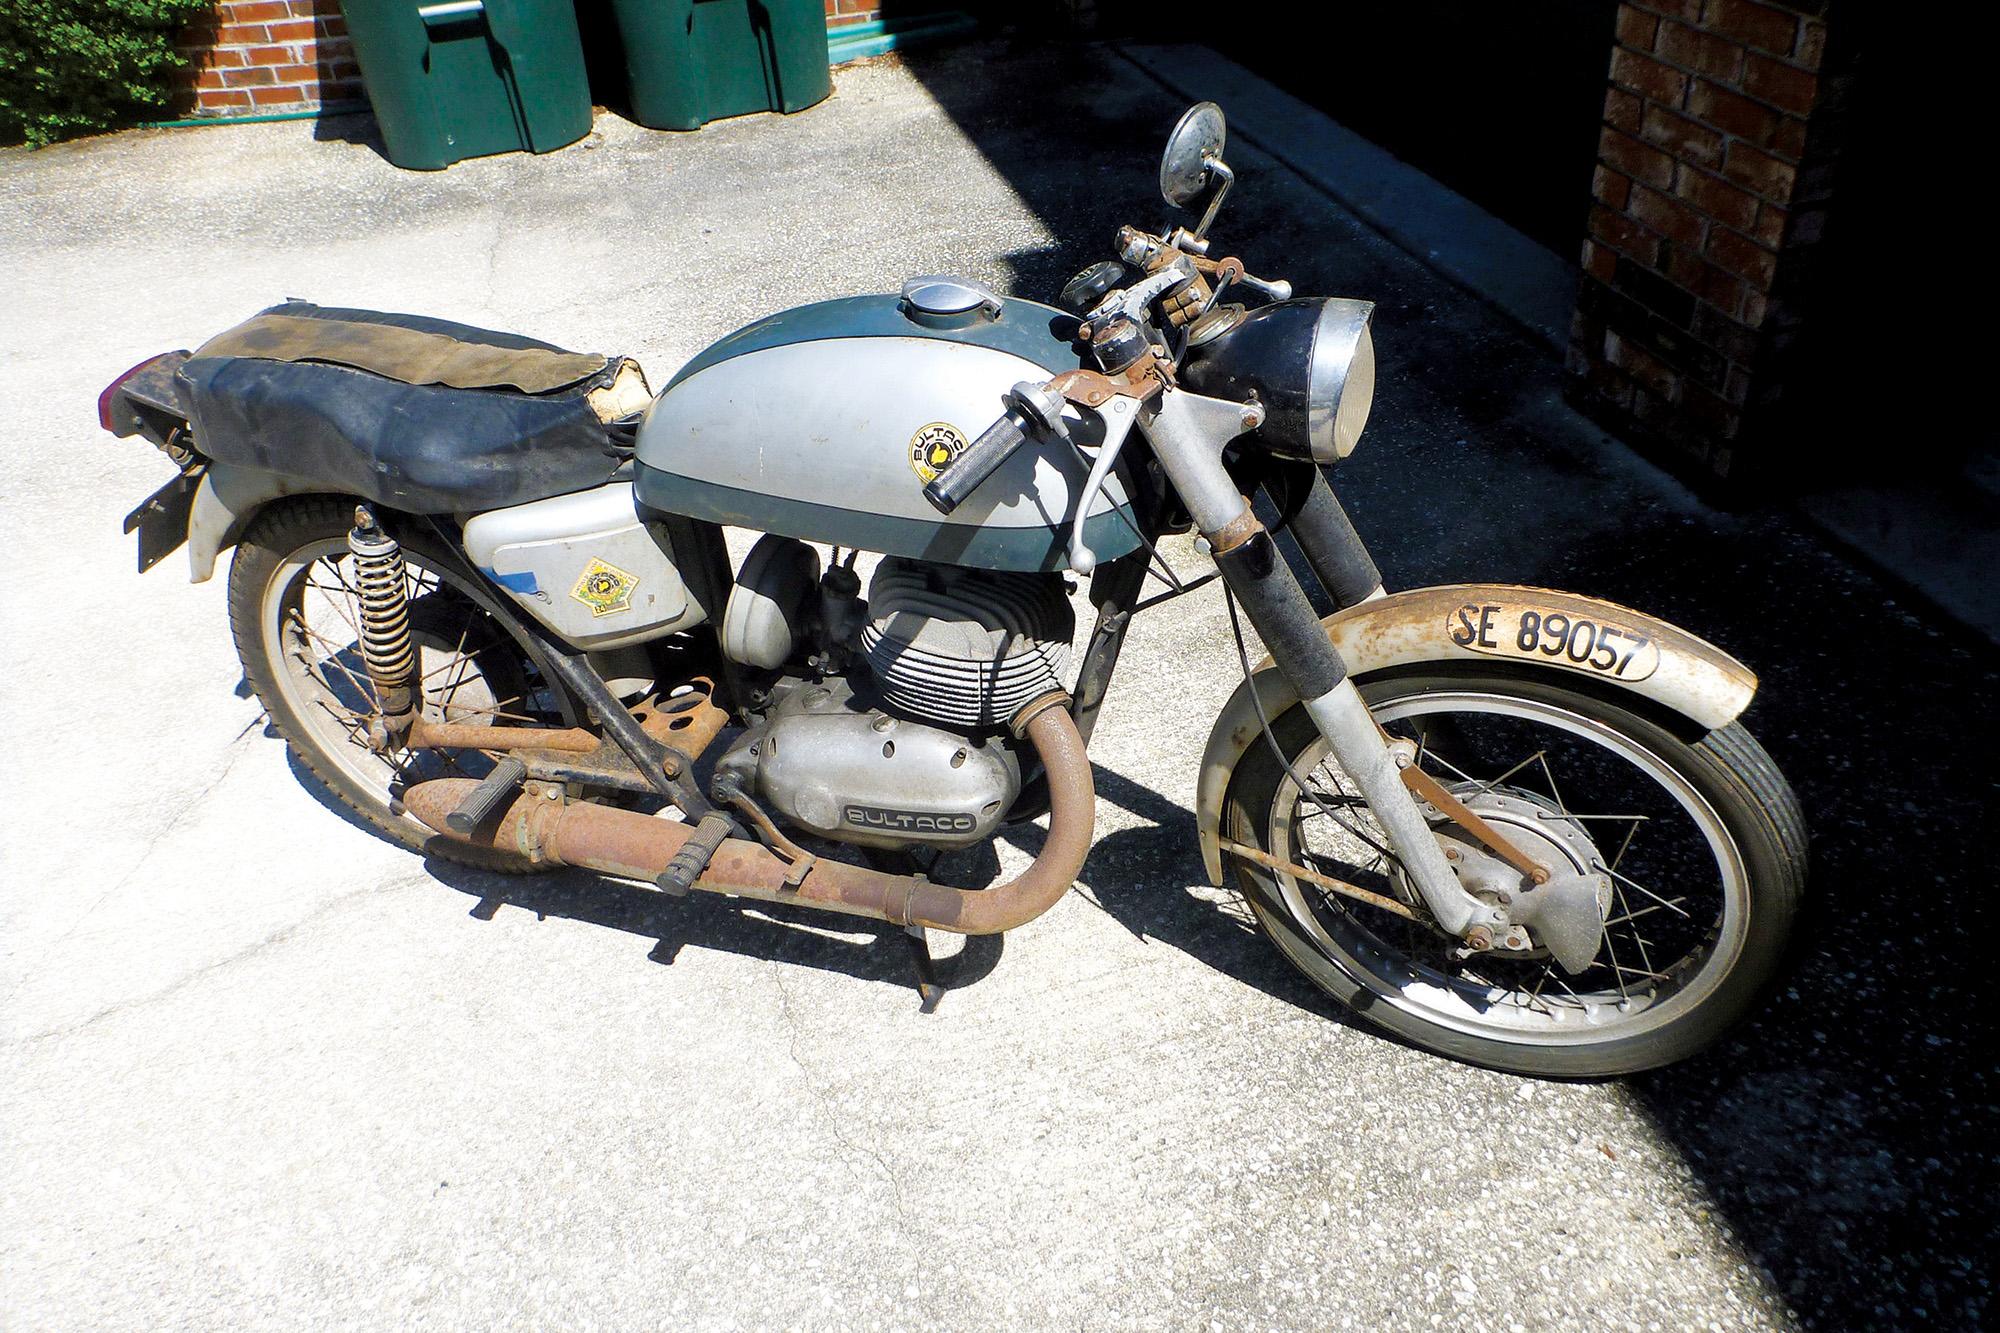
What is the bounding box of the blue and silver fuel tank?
[633,281,1141,573]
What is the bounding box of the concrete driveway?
[2,39,1988,1331]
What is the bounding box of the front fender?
[1194,583,1758,885]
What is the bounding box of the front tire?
[1223,665,1806,1077]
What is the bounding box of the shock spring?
[346,505,418,729]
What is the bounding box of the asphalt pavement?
[1,38,1989,1331]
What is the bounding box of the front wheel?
[1223,665,1806,1077]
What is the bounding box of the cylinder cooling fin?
[860,558,1074,730]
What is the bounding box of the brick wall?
[175,1,873,119]
[826,1,884,27]
[175,0,362,117]
[1569,0,1841,483]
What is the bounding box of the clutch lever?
[1064,394,1142,575]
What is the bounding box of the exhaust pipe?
[405,693,1094,935]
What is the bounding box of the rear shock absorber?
[346,505,420,745]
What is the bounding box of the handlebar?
[922,410,1029,514]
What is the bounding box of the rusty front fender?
[1194,583,1759,885]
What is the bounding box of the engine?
[860,557,1074,730]
[716,548,1075,849]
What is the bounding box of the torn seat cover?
[175,302,652,513]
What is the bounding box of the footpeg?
[657,811,734,897]
[445,755,528,834]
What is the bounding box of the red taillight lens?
[97,354,166,434]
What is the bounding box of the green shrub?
[0,0,214,147]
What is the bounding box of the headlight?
[1180,297,1377,463]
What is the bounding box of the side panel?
[637,336,1139,573]
[461,482,704,651]
[1192,583,1760,884]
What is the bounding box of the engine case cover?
[740,679,1021,850]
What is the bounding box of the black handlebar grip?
[922,411,1028,514]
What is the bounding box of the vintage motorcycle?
[100,104,1804,1075]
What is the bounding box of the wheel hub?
[1421,788,1612,957]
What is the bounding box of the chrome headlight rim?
[1307,297,1376,463]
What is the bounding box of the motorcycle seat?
[174,303,652,514]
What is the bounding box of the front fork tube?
[1144,390,1502,938]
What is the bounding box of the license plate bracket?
[123,470,200,573]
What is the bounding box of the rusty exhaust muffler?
[405,694,1094,935]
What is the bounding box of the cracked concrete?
[1,38,1988,1333]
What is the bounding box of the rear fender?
[187,463,327,583]
[1194,583,1758,884]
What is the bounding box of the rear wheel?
[228,496,581,872]
[1223,666,1806,1076]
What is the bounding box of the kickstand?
[904,925,944,1014]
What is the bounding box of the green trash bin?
[342,0,595,170]
[608,0,833,131]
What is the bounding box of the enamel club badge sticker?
[909,421,969,484]
[570,557,639,617]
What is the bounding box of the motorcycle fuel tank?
[633,288,1142,573]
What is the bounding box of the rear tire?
[228,496,580,874]
[1223,666,1806,1077]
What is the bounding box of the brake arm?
[1398,764,1550,885]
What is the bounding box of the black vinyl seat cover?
[175,302,641,514]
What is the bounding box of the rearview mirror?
[1160,102,1227,207]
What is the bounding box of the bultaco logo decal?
[570,557,640,617]
[908,421,970,484]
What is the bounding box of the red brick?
[1582,239,1619,283]
[1632,0,1703,20]
[316,17,348,37]
[1601,128,1676,188]
[1641,102,1724,169]
[1607,332,1682,401]
[1742,50,1818,113]
[221,65,277,87]
[1688,79,1784,145]
[1707,226,1779,287]
[1594,165,1633,209]
[250,83,309,105]
[225,1,289,19]
[272,63,318,83]
[1674,167,1759,231]
[1605,86,1643,134]
[266,19,315,40]
[1797,18,1827,66]
[245,45,291,64]
[215,22,269,43]
[1666,247,1748,316]
[1721,140,1797,200]
[1707,0,1800,54]
[1611,49,1689,105]
[1629,184,1706,247]
[197,89,254,110]
[1750,201,1787,247]
[1769,115,1807,160]
[1657,21,1745,80]
[1741,291,1769,329]
[1590,204,1663,265]
[194,68,229,91]
[1615,6,1659,49]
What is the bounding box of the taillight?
[97,354,167,434]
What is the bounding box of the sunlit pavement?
[2,40,1987,1332]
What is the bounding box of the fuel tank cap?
[899,275,1004,328]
